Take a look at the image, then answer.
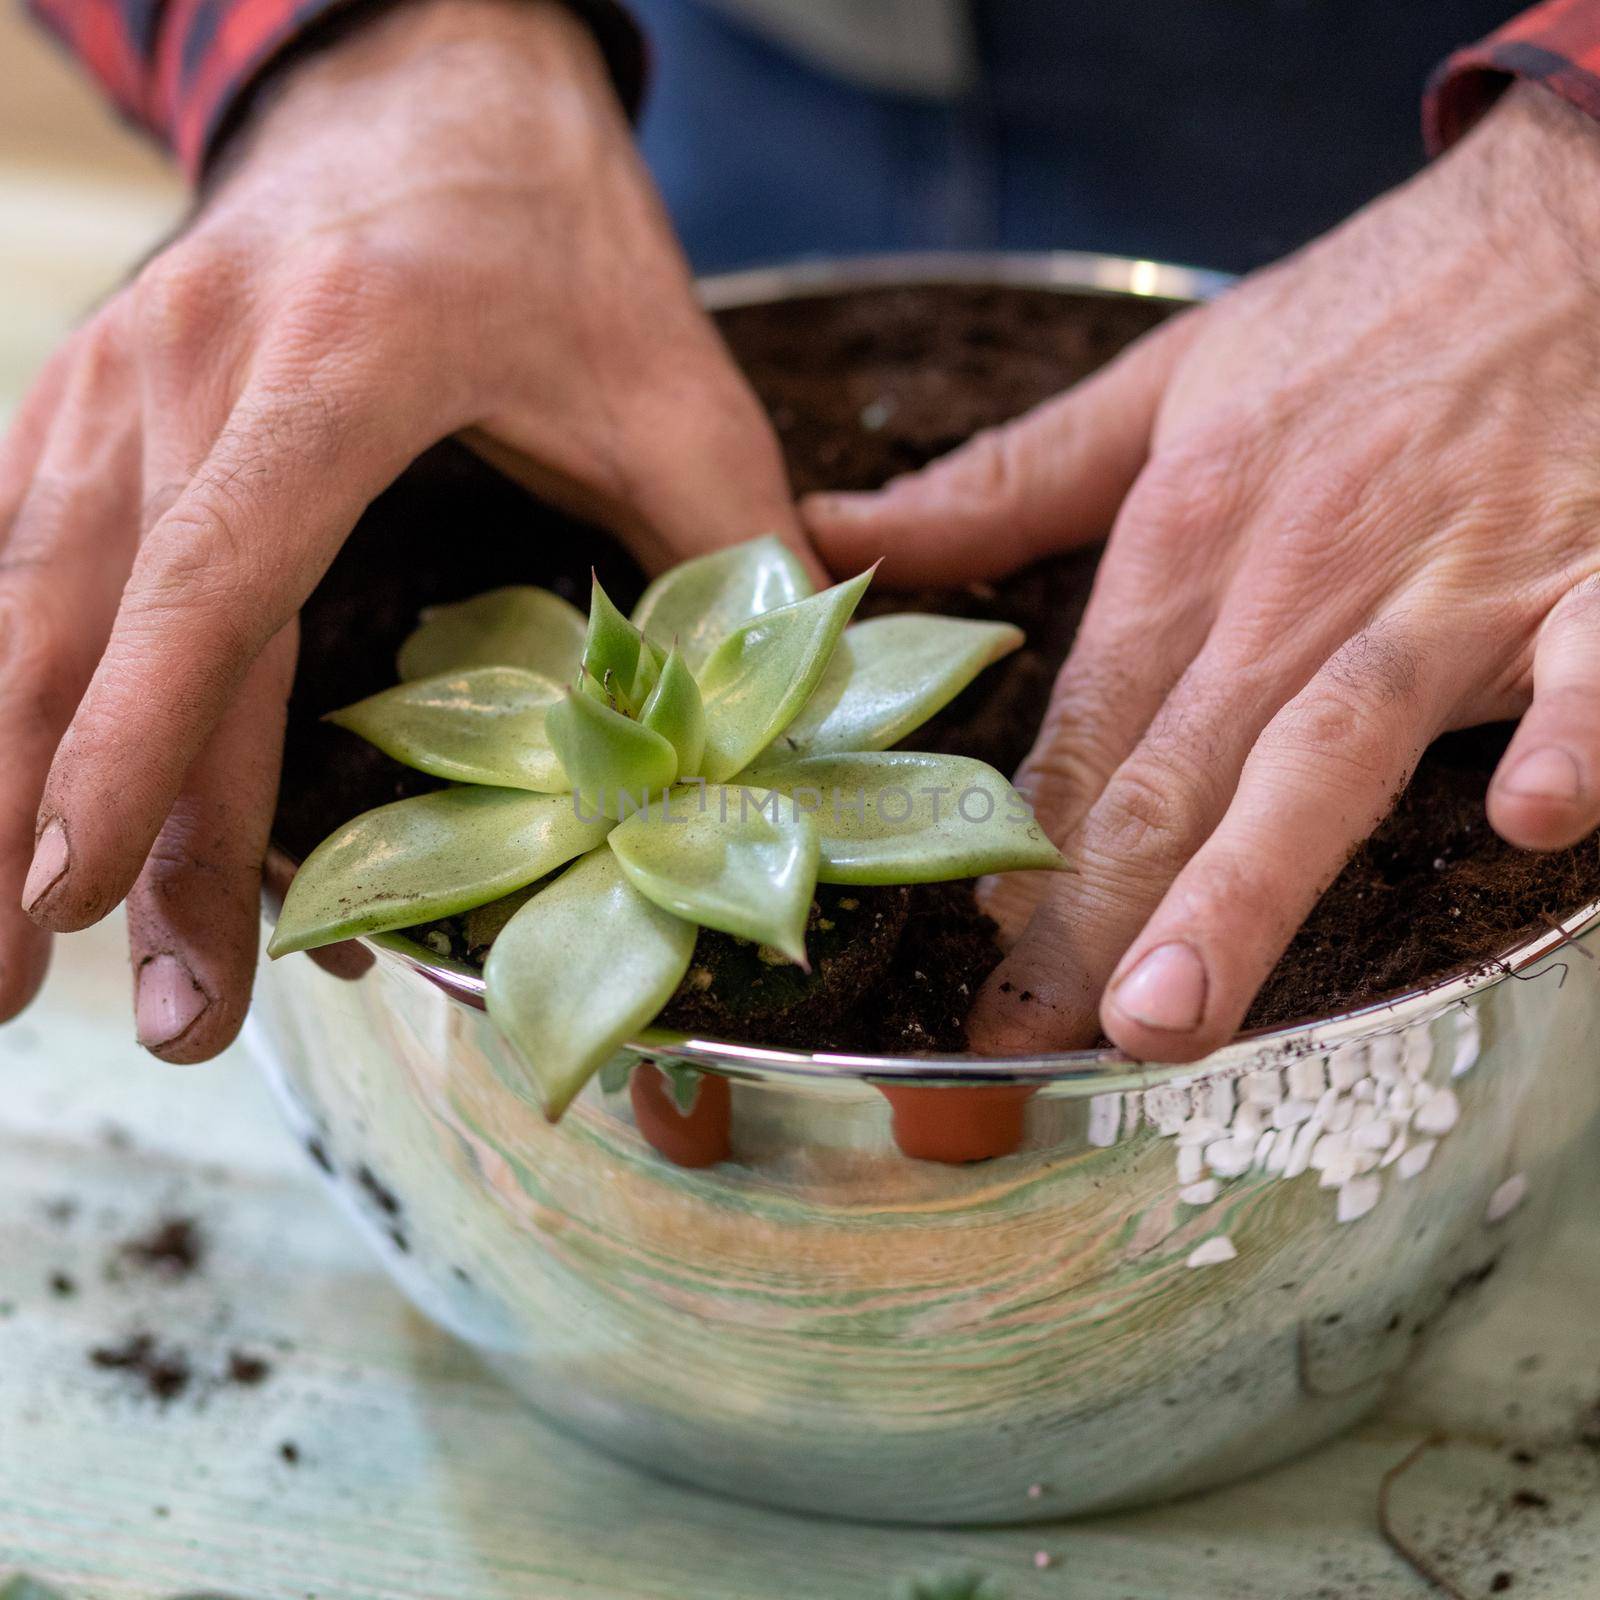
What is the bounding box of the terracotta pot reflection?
[631,1063,733,1168]
[877,1082,1037,1163]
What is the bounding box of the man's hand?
[0,0,808,1059]
[806,83,1600,1062]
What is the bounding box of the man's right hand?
[0,0,811,1061]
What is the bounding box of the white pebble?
[1206,1137,1256,1178]
[1187,1236,1238,1269]
[1288,1056,1328,1101]
[1310,1130,1351,1172]
[1199,1077,1235,1126]
[1243,1069,1283,1106]
[1351,1118,1394,1152]
[1337,1173,1382,1223]
[1283,1118,1324,1180]
[1485,1173,1529,1224]
[1231,1101,1266,1143]
[1451,1008,1482,1078]
[1380,1131,1409,1168]
[1414,1087,1461,1137]
[1088,1093,1121,1147]
[1354,1079,1377,1103]
[1329,1049,1367,1091]
[1326,1097,1355,1134]
[1398,1140,1437,1180]
[1369,1035,1405,1083]
[1272,1097,1315,1130]
[1267,1132,1295,1175]
[1179,1180,1220,1206]
[1177,1116,1226,1147]
[1178,1143,1204,1185]
[1403,1026,1435,1081]
[1253,1129,1278,1168]
[1320,1157,1358,1189]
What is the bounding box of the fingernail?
[22,818,69,913]
[136,953,209,1050]
[1500,746,1582,802]
[1112,942,1207,1032]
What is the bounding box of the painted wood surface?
[0,917,1597,1599]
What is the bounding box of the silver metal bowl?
[246,252,1600,1526]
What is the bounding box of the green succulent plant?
[270,537,1065,1118]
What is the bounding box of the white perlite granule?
[1186,1236,1238,1269]
[1485,1173,1529,1224]
[1414,1087,1461,1136]
[1337,1173,1382,1223]
[1179,1180,1220,1206]
[1398,1139,1438,1180]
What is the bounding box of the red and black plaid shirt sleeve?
[23,0,644,179]
[1427,0,1600,150]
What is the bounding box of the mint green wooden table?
[1,178,1597,1600]
[2,917,1598,1600]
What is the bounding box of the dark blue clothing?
[632,0,1523,275]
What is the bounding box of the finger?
[25,378,428,933]
[800,310,1199,586]
[126,623,295,1061]
[1,322,141,1018]
[971,607,1402,1054]
[1099,628,1440,1061]
[1488,578,1600,850]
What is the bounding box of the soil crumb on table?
[279,284,1600,1046]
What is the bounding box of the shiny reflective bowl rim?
[279,249,1600,1094]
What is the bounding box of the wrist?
[1449,81,1600,263]
[214,0,619,186]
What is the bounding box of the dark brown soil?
[117,1216,204,1280]
[277,283,1600,1046]
[89,1333,192,1404]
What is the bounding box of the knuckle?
[1091,760,1192,867]
[134,242,245,360]
[941,423,1030,513]
[131,511,258,651]
[1258,684,1398,793]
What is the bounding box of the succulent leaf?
[697,568,874,783]
[609,784,819,963]
[581,576,650,714]
[268,788,611,955]
[632,534,812,669]
[742,751,1067,885]
[639,648,707,777]
[484,848,696,1119]
[397,586,585,682]
[545,685,679,820]
[775,615,1023,757]
[325,667,568,792]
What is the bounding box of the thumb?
[801,310,1196,586]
